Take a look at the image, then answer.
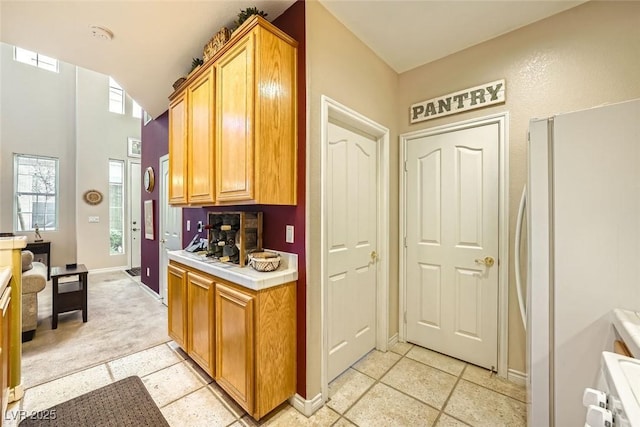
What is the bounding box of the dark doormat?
[19,376,169,427]
[125,267,141,277]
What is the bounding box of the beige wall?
[397,1,640,372]
[0,43,141,271]
[76,68,141,270]
[305,0,399,398]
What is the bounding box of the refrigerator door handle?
[515,185,527,331]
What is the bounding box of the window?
[109,160,125,254]
[108,77,125,114]
[13,46,59,72]
[14,154,58,232]
[132,100,142,119]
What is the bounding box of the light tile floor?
[5,341,526,427]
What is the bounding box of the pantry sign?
[410,79,506,124]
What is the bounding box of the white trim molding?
[388,333,399,349]
[88,266,128,275]
[508,368,528,386]
[290,393,323,417]
[399,112,510,378]
[319,95,391,402]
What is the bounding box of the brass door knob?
[370,251,378,261]
[474,256,495,267]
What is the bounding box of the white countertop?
[612,308,640,358]
[168,249,298,291]
[0,236,27,250]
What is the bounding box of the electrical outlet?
[186,220,191,231]
[286,225,294,243]
[88,216,99,223]
[197,221,203,232]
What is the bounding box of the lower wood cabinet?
[0,285,11,419]
[187,271,215,375]
[167,261,296,420]
[167,263,187,349]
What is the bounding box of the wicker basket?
[203,27,232,62]
[248,251,281,272]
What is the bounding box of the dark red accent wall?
[141,0,307,397]
[140,111,169,293]
[181,0,308,397]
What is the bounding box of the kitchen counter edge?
[167,250,298,291]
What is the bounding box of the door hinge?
[404,160,408,172]
[403,236,407,248]
[404,311,407,324]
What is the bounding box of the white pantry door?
[160,155,182,305]
[327,121,378,381]
[405,122,499,369]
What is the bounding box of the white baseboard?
[88,266,128,275]
[507,368,528,385]
[290,392,323,417]
[138,281,162,301]
[388,333,399,348]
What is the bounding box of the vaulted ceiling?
[0,0,584,118]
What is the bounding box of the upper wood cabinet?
[168,92,188,205]
[187,68,216,205]
[168,16,297,206]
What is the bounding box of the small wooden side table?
[50,264,88,329]
[25,241,51,280]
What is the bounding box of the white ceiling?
[0,1,585,119]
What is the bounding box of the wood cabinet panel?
[168,93,188,205]
[187,68,216,204]
[254,283,296,417]
[187,271,215,376]
[167,263,187,349]
[0,286,11,418]
[215,34,255,203]
[215,282,255,413]
[254,27,297,205]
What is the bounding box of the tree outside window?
[14,154,58,232]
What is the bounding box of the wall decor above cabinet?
[168,15,298,207]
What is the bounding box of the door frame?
[127,159,141,270]
[399,112,510,377]
[159,154,169,304]
[320,95,390,400]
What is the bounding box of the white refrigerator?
[527,99,640,427]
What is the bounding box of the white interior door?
[327,121,378,381]
[405,122,499,369]
[129,161,141,269]
[160,155,182,304]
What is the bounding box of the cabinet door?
[215,33,255,203]
[187,271,215,376]
[167,263,188,349]
[188,68,216,204]
[169,93,188,205]
[215,282,254,413]
[0,286,10,415]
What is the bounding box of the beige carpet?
[22,271,169,388]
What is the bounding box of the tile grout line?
[333,351,408,425]
[432,363,468,426]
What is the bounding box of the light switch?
[186,220,191,231]
[146,267,150,277]
[88,216,100,223]
[286,225,294,243]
